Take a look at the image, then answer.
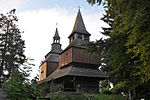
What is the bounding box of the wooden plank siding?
[59,48,73,67]
[76,76,99,93]
[72,47,99,65]
[59,47,99,68]
[39,62,59,81]
[47,62,58,77]
[39,62,47,81]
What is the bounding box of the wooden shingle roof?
[53,28,60,40]
[68,9,90,38]
[38,65,108,84]
[45,53,59,62]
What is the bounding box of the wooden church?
[38,9,108,93]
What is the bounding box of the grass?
[37,93,127,100]
[84,93,127,100]
[42,94,88,100]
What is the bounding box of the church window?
[78,34,82,39]
[82,34,84,40]
[84,35,89,41]
[74,34,78,39]
[41,71,44,77]
[66,52,68,56]
[72,36,75,40]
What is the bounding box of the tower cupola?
[50,28,62,54]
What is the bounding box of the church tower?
[59,9,99,67]
[68,9,91,45]
[39,28,62,81]
[50,28,62,54]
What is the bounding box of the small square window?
[78,34,82,39]
[66,53,68,56]
[41,71,44,77]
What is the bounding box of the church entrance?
[63,76,76,92]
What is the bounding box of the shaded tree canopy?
[3,66,41,100]
[86,0,150,99]
[0,10,26,79]
[87,0,102,5]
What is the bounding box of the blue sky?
[20,0,104,13]
[0,0,107,79]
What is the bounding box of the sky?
[0,0,108,79]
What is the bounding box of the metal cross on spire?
[78,6,81,9]
[56,23,58,28]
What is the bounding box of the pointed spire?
[69,9,90,38]
[53,28,60,43]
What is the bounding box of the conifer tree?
[0,10,26,79]
[86,0,150,99]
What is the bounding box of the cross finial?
[56,23,58,28]
[78,6,80,9]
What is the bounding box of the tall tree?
[0,10,26,79]
[86,0,150,99]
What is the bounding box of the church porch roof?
[38,65,108,84]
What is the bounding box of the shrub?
[102,88,114,94]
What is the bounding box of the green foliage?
[112,82,127,94]
[3,70,29,100]
[38,82,51,94]
[0,10,42,100]
[30,76,43,99]
[86,0,102,5]
[2,58,41,100]
[46,94,88,100]
[84,93,126,100]
[99,80,110,89]
[50,86,60,93]
[50,85,64,93]
[0,9,26,78]
[86,0,150,99]
[101,88,114,94]
[40,93,126,100]
[2,69,42,100]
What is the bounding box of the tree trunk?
[0,66,2,77]
[128,90,132,100]
[133,88,136,99]
[0,55,4,78]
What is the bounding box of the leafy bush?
[2,70,29,100]
[101,88,114,94]
[112,82,127,94]
[2,70,42,100]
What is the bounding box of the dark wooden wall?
[47,62,58,77]
[59,48,72,67]
[59,47,100,68]
[77,77,99,93]
[72,47,99,65]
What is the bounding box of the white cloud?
[17,8,107,79]
[0,0,31,13]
